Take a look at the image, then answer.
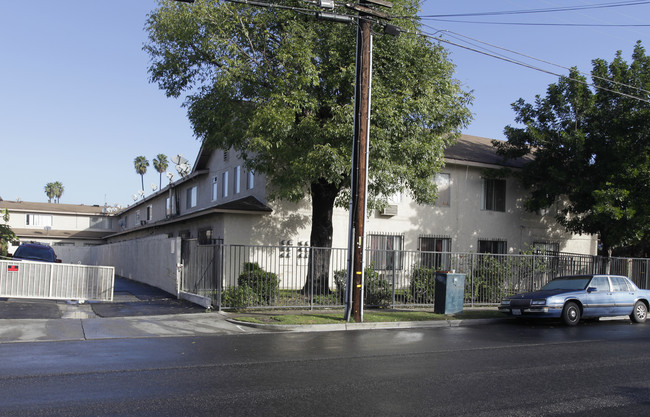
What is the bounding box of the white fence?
[0,260,114,302]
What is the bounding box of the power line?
[413,27,650,104]
[418,1,650,18]
[434,28,650,97]
[420,19,650,27]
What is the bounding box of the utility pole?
[344,0,392,323]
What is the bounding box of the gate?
[0,259,114,302]
[180,239,223,309]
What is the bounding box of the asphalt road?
[1,319,649,416]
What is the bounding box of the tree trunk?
[304,179,340,295]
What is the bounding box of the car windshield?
[14,245,55,262]
[541,277,591,291]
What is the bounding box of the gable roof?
[445,134,532,169]
[0,200,109,215]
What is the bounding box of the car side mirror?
[587,287,597,293]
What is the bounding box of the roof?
[0,200,110,215]
[445,135,533,169]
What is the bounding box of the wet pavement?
[0,276,206,320]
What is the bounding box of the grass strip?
[233,309,503,325]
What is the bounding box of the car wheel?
[562,301,581,326]
[630,301,647,323]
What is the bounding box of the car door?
[583,276,615,318]
[610,276,636,315]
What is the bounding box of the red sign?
[7,265,19,272]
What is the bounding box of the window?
[198,228,213,245]
[590,276,610,292]
[135,210,141,225]
[419,236,451,270]
[482,178,506,212]
[146,205,153,221]
[368,234,403,270]
[212,176,218,201]
[90,217,113,230]
[26,214,52,227]
[434,173,450,207]
[533,242,560,254]
[223,150,229,162]
[186,186,197,209]
[166,196,177,216]
[222,171,229,198]
[247,170,255,190]
[234,166,241,194]
[611,276,632,292]
[478,239,507,254]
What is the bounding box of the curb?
[225,317,506,332]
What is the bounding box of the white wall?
[55,235,182,296]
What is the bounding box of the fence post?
[470,253,475,308]
[310,247,314,310]
[392,250,397,308]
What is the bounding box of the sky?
[1,0,648,208]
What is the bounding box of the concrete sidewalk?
[0,277,506,344]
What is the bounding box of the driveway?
[0,276,205,320]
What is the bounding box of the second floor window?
[247,170,255,190]
[222,171,229,198]
[234,166,241,194]
[434,173,450,207]
[212,176,218,201]
[186,186,197,209]
[482,178,506,212]
[26,214,52,227]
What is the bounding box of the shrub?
[221,286,257,308]
[237,262,279,304]
[409,267,438,304]
[333,268,392,307]
[364,268,391,308]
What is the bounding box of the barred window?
[368,234,403,270]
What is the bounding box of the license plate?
[512,309,522,316]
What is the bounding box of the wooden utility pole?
[348,17,372,323]
[344,1,393,323]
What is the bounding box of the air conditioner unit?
[381,204,398,216]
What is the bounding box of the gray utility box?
[434,272,466,314]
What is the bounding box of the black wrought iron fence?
[179,241,650,310]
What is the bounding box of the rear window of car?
[14,245,56,262]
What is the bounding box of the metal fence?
[0,259,115,302]
[180,241,650,310]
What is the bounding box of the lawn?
[231,309,503,325]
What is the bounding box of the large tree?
[495,42,650,256]
[145,0,472,292]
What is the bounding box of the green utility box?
[434,272,466,314]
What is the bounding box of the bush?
[221,286,258,308]
[333,268,392,307]
[364,268,391,308]
[334,269,347,304]
[237,262,279,304]
[409,267,438,304]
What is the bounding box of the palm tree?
[44,183,56,203]
[52,181,64,203]
[153,154,169,190]
[134,156,149,192]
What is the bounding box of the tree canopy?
[145,0,471,207]
[145,0,472,290]
[495,41,650,255]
